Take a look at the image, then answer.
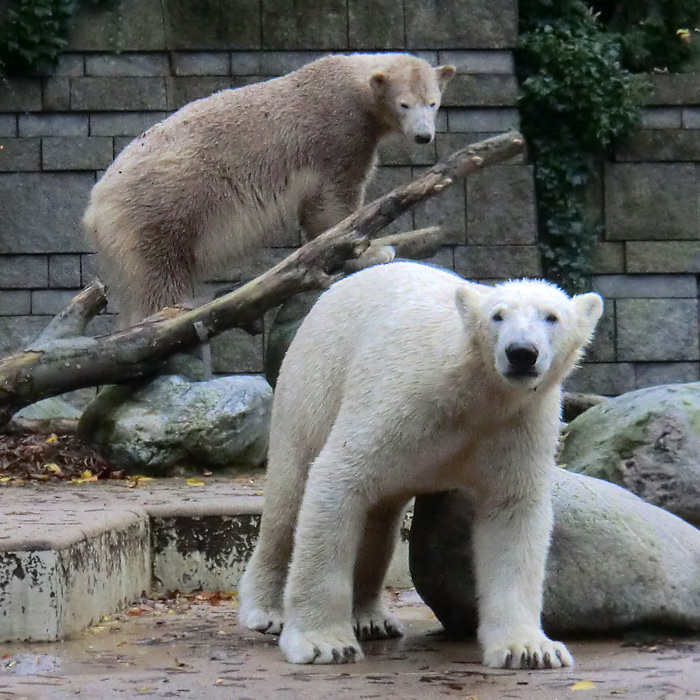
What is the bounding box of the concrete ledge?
[0,509,150,642]
[0,481,411,642]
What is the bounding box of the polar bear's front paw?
[238,604,284,635]
[353,604,404,641]
[483,631,573,670]
[279,624,363,664]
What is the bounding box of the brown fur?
[83,53,454,324]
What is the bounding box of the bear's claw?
[483,633,573,670]
[353,605,404,641]
[279,624,363,664]
[238,606,284,636]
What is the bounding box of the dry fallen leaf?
[571,680,597,690]
[187,478,205,487]
[45,434,58,444]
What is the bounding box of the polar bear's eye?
[429,101,437,108]
[400,102,410,109]
[492,311,504,322]
[545,313,559,324]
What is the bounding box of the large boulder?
[410,468,700,637]
[79,374,272,476]
[560,383,700,526]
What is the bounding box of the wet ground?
[1,591,699,700]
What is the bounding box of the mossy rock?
[560,382,700,527]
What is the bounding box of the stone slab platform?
[0,477,411,642]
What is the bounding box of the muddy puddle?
[1,591,699,700]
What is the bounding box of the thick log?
[0,131,525,426]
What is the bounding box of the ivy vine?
[517,0,700,293]
[0,0,109,76]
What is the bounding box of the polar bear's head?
[370,56,455,145]
[455,279,603,391]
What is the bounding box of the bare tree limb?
[0,131,525,426]
[32,279,108,345]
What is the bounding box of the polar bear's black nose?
[506,343,539,372]
[415,133,432,144]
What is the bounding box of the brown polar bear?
[238,261,603,667]
[83,54,455,325]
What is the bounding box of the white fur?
[239,262,603,667]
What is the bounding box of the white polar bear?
[239,261,603,667]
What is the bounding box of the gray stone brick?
[166,76,257,109]
[49,255,82,288]
[0,138,41,171]
[19,114,89,137]
[616,298,700,362]
[634,362,700,390]
[592,242,625,274]
[255,52,325,76]
[454,245,541,279]
[90,112,168,137]
[113,137,135,157]
[0,173,95,254]
[648,74,700,105]
[378,135,437,166]
[405,0,517,49]
[0,256,48,288]
[211,327,263,374]
[447,108,519,132]
[53,54,85,77]
[592,274,697,299]
[438,51,515,74]
[640,108,682,129]
[413,177,466,244]
[0,316,50,356]
[262,0,348,50]
[163,0,260,50]
[173,52,230,76]
[421,247,455,271]
[467,165,536,245]
[605,164,698,241]
[42,137,114,171]
[43,77,71,111]
[0,116,17,137]
[349,0,404,50]
[32,289,82,315]
[0,80,42,112]
[442,74,518,108]
[616,130,700,161]
[682,108,700,128]
[201,247,294,285]
[86,53,170,77]
[585,302,615,363]
[81,254,100,285]
[627,242,700,274]
[365,167,414,234]
[71,77,168,111]
[230,52,265,75]
[69,0,166,51]
[0,290,31,315]
[563,363,635,396]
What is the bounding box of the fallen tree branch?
[0,131,525,426]
[32,279,108,345]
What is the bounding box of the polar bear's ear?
[435,65,456,91]
[370,71,389,95]
[455,283,485,328]
[573,292,604,328]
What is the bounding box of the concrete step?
[0,479,412,642]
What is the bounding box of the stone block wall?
[0,0,698,396]
[569,78,700,395]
